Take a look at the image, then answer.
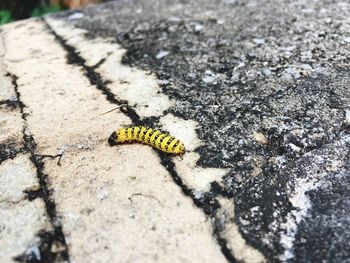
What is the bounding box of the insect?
[108,126,185,155]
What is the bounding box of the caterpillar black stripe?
[108,126,185,155]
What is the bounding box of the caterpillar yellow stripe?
[108,126,185,155]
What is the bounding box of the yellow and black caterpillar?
[108,126,185,155]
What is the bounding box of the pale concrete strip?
[2,20,131,155]
[1,27,51,262]
[0,109,23,144]
[2,19,227,262]
[46,18,174,118]
[0,102,23,165]
[0,40,23,147]
[0,200,51,262]
[45,144,227,263]
[217,198,266,263]
[0,67,14,102]
[0,155,39,203]
[0,155,51,262]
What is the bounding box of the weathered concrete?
[1,0,350,262]
[0,154,52,262]
[0,199,51,262]
[0,55,23,164]
[0,19,231,263]
[0,155,39,203]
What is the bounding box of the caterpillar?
[108,126,185,155]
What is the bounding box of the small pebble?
[68,12,84,20]
[254,38,265,45]
[156,51,169,59]
[253,132,268,144]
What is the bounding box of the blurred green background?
[0,0,107,25]
[0,0,63,25]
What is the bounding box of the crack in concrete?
[160,154,239,263]
[0,31,23,165]
[14,230,68,263]
[0,198,25,205]
[54,1,350,261]
[6,72,70,262]
[36,154,64,166]
[0,99,19,109]
[91,57,107,70]
[0,140,24,165]
[43,18,141,125]
[23,188,44,201]
[43,18,239,263]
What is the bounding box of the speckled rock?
[1,0,350,262]
[59,0,350,261]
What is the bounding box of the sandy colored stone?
[0,32,23,145]
[0,199,51,262]
[0,68,14,102]
[46,18,174,118]
[253,132,268,145]
[45,145,226,263]
[0,32,13,101]
[2,19,227,262]
[1,20,131,155]
[0,110,23,144]
[0,154,39,203]
[173,151,228,192]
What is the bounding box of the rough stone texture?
[0,154,52,262]
[1,20,70,262]
[44,146,226,263]
[1,0,350,262]
[0,40,54,262]
[0,199,51,262]
[1,19,229,263]
[0,56,23,164]
[0,155,39,203]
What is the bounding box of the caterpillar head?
[108,128,128,146]
[174,142,185,155]
[108,131,118,146]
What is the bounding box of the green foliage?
[0,4,61,25]
[0,10,12,25]
[31,5,61,17]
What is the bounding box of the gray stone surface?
[1,0,350,262]
[59,1,349,261]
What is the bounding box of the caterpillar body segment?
[108,126,185,155]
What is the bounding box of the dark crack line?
[0,143,25,165]
[160,154,239,263]
[44,18,238,263]
[37,154,64,166]
[0,31,23,165]
[7,72,70,262]
[0,99,19,109]
[43,18,142,126]
[92,57,107,70]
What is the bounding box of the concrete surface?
[0,0,349,262]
